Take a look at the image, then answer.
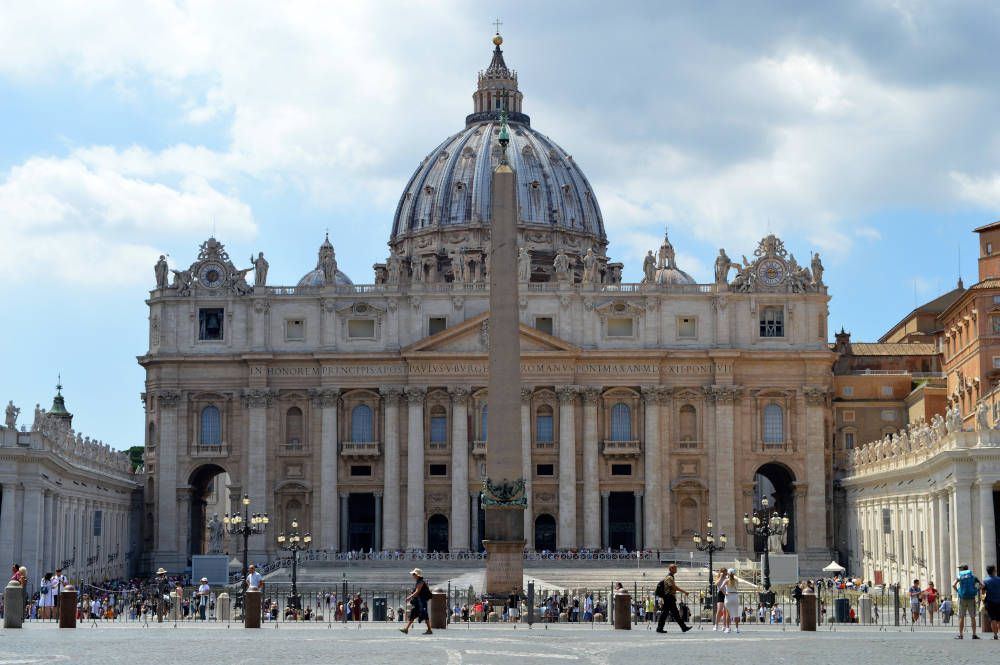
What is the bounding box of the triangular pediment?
[401,312,579,355]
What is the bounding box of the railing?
[428,441,448,450]
[849,370,945,378]
[191,442,225,457]
[340,442,380,457]
[260,281,721,297]
[602,440,641,456]
[757,440,793,453]
[534,440,556,450]
[280,442,307,455]
[472,440,487,456]
[677,439,701,450]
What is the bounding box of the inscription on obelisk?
[482,99,526,596]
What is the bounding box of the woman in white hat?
[720,569,742,634]
[400,568,433,635]
[197,577,211,620]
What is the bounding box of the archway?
[534,514,556,552]
[753,463,796,553]
[187,464,231,561]
[347,493,376,551]
[427,514,449,553]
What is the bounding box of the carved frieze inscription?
[250,362,734,379]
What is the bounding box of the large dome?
[387,35,607,278]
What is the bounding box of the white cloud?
[951,172,1000,209]
[855,226,882,241]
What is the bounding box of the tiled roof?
[845,342,938,356]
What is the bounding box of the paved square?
[0,623,990,665]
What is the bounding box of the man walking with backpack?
[655,563,692,634]
[952,563,982,639]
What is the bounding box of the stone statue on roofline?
[714,249,732,285]
[251,252,269,287]
[154,255,169,289]
[4,401,18,430]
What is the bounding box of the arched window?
[285,407,303,447]
[535,405,554,443]
[285,498,302,526]
[148,422,157,448]
[350,404,373,442]
[199,406,221,446]
[610,402,632,441]
[680,498,698,535]
[480,404,488,441]
[429,405,447,446]
[763,404,784,444]
[679,404,697,448]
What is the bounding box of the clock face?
[757,258,786,287]
[198,262,226,289]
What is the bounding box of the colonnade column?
[339,493,349,551]
[315,388,339,552]
[803,388,830,551]
[937,491,952,586]
[154,391,180,566]
[634,491,644,550]
[470,492,480,551]
[449,387,470,553]
[520,388,534,550]
[581,387,600,549]
[641,387,663,551]
[710,386,740,541]
[43,491,53,572]
[601,491,610,548]
[953,484,973,570]
[405,388,426,550]
[374,490,383,552]
[980,481,997,573]
[0,484,16,571]
[243,388,274,559]
[380,387,402,551]
[557,386,579,550]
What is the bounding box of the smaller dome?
[655,266,696,286]
[297,268,353,288]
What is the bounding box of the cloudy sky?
[1,1,998,449]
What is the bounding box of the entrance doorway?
[427,514,449,552]
[753,463,796,553]
[534,514,556,551]
[347,493,376,551]
[188,464,231,563]
[608,492,636,551]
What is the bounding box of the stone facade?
[0,389,140,584]
[140,35,835,573]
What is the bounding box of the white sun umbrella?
[822,561,846,573]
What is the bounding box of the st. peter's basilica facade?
[141,35,835,573]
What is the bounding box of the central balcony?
[472,440,487,456]
[602,439,641,457]
[341,441,381,458]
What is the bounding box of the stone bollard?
[3,581,24,628]
[244,590,261,629]
[59,587,77,628]
[858,594,872,625]
[613,591,632,630]
[216,593,231,622]
[169,591,181,622]
[429,589,448,630]
[799,591,817,632]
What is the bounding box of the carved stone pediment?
[594,299,645,318]
[401,312,579,355]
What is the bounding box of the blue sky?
[1,1,998,449]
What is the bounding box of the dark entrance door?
[348,493,376,551]
[754,463,796,553]
[475,493,486,552]
[427,514,449,552]
[187,464,226,563]
[608,492,636,551]
[534,514,556,551]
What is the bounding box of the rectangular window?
[429,415,448,446]
[993,295,1000,305]
[677,316,697,339]
[606,317,634,337]
[881,508,891,535]
[880,385,893,397]
[760,307,784,338]
[350,465,372,477]
[842,386,854,397]
[198,308,224,341]
[93,510,103,537]
[347,319,376,339]
[843,410,856,423]
[993,357,1000,369]
[536,463,554,476]
[428,317,447,336]
[610,463,632,476]
[991,316,1000,335]
[880,409,897,421]
[285,319,305,341]
[428,463,447,477]
[536,414,554,443]
[844,432,855,449]
[534,316,554,336]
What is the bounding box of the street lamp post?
[223,494,269,589]
[743,497,789,607]
[693,519,727,609]
[276,520,311,611]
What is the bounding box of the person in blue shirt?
[983,565,1000,640]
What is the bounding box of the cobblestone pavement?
[0,623,994,665]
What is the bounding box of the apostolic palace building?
[138,35,836,574]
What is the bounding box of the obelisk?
[482,105,526,596]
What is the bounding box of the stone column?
[449,387,470,552]
[154,391,181,567]
[339,493,349,551]
[0,484,16,572]
[708,386,740,540]
[243,389,273,558]
[470,492,480,551]
[374,490,383,552]
[557,386,579,549]
[953,483,973,570]
[937,491,951,586]
[980,481,997,573]
[406,388,426,550]
[43,491,54,574]
[521,388,534,550]
[176,489,191,563]
[803,388,829,551]
[380,387,402,551]
[601,491,610,548]
[20,486,43,583]
[581,387,601,549]
[634,491,644,550]
[314,388,340,551]
[641,387,663,550]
